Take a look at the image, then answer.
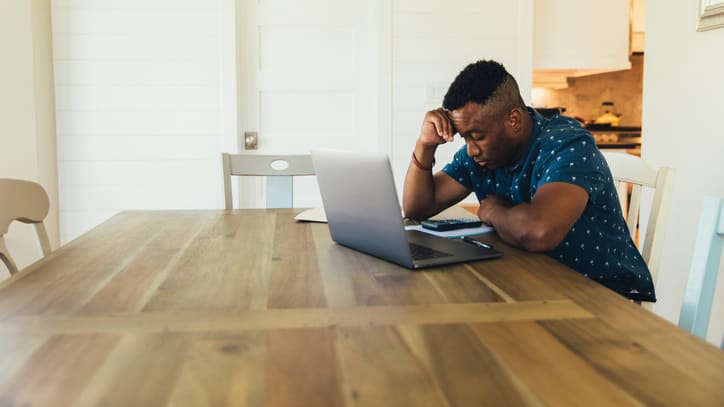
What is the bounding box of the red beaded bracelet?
[411,152,435,171]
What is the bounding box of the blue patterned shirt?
[442,108,655,302]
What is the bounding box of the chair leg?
[679,197,723,339]
[0,237,19,275]
[34,222,53,256]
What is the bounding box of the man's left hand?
[478,195,512,225]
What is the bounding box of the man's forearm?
[402,142,438,219]
[479,185,586,253]
[483,203,543,250]
[404,107,470,220]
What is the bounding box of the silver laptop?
[311,149,502,269]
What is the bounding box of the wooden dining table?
[1,209,723,406]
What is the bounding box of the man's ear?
[507,108,522,131]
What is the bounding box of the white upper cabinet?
[631,0,646,53]
[533,0,631,88]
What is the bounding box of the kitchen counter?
[586,124,641,155]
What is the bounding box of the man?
[403,60,655,302]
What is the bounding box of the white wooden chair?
[602,152,675,287]
[678,196,724,349]
[221,153,315,209]
[0,179,52,275]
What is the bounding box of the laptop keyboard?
[408,243,452,260]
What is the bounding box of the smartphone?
[420,218,483,231]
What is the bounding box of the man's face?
[449,102,519,170]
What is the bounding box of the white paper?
[294,207,327,223]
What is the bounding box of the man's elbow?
[403,201,442,221]
[402,203,426,221]
[404,209,430,221]
[404,211,423,221]
[518,223,565,253]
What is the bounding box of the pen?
[460,236,493,249]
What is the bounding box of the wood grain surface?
[1,209,723,406]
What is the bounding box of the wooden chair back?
[602,152,675,286]
[221,153,315,209]
[0,179,52,275]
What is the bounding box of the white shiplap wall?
[52,0,236,243]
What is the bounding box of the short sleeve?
[442,147,474,189]
[535,133,607,199]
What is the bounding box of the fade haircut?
[442,60,525,116]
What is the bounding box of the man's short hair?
[442,60,521,112]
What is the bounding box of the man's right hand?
[419,108,456,146]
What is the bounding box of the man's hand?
[419,108,456,146]
[477,195,512,225]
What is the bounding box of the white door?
[233,0,391,208]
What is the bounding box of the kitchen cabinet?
[533,0,631,89]
[631,0,646,53]
[588,125,642,156]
